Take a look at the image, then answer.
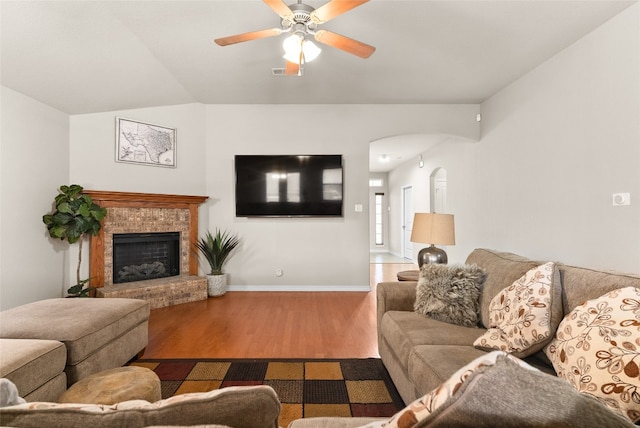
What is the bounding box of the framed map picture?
[115,117,176,168]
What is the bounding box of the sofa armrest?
[376,282,418,313]
[376,282,417,341]
[0,385,281,428]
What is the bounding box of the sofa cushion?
[0,339,66,400]
[558,264,640,314]
[408,345,488,393]
[465,249,545,329]
[474,262,562,358]
[544,286,640,423]
[359,351,634,428]
[0,298,149,365]
[0,385,281,428]
[379,311,486,375]
[414,264,486,327]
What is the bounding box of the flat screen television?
[235,155,343,217]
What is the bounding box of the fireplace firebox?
[112,232,180,284]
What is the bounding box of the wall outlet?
[612,193,631,206]
[275,268,283,277]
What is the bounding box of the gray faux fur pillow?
[414,263,487,327]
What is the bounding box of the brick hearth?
[84,191,208,307]
[98,275,207,309]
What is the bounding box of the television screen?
[235,155,343,217]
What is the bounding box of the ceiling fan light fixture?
[303,39,321,62]
[282,34,301,53]
[282,34,321,64]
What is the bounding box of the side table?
[397,270,419,281]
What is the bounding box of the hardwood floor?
[143,260,416,359]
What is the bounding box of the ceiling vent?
[272,68,304,76]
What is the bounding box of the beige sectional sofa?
[0,297,150,401]
[290,248,640,427]
[377,248,640,404]
[0,339,67,402]
[0,385,281,428]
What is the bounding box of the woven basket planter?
[206,274,228,297]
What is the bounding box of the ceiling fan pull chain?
[299,37,304,65]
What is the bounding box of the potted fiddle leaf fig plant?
[196,229,240,296]
[42,184,107,297]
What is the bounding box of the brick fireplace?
[84,190,209,308]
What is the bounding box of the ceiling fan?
[214,0,375,76]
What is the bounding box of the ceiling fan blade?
[314,30,375,59]
[214,28,282,46]
[285,61,301,76]
[263,0,294,20]
[311,0,369,24]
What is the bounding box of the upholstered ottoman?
[0,298,150,385]
[0,339,67,402]
[58,366,161,404]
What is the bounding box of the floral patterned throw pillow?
[544,286,640,423]
[474,262,560,358]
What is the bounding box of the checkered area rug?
[129,358,404,427]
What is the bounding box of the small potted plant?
[42,184,107,297]
[196,229,240,296]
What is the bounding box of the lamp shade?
[282,34,321,64]
[410,213,455,246]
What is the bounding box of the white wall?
[477,3,639,272]
[1,87,70,309]
[70,103,207,195]
[388,4,640,274]
[205,105,479,289]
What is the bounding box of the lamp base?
[417,245,448,267]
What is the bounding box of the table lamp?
[410,213,455,266]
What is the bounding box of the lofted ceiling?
[1,0,635,171]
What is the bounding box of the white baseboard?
[227,284,371,292]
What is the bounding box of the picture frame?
[115,117,176,168]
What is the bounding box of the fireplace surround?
[83,191,209,308]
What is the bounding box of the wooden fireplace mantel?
[83,190,208,207]
[84,190,208,288]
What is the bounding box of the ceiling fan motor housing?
[282,3,317,34]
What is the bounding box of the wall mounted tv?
[235,155,343,217]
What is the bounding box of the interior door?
[434,178,447,213]
[402,186,413,260]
